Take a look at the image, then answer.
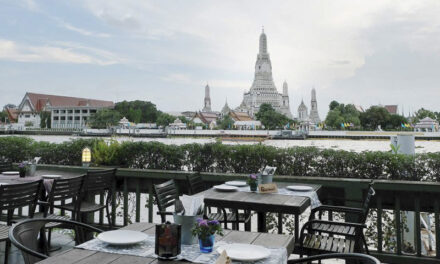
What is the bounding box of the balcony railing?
[33,164,440,264]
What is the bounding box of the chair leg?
[4,240,10,264]
[106,204,113,229]
[362,234,370,254]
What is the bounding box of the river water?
[2,134,440,153]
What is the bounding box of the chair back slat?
[360,184,376,223]
[49,175,84,203]
[153,179,179,222]
[84,169,116,194]
[187,175,207,195]
[0,180,42,219]
[0,162,13,173]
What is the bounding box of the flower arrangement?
[192,218,223,240]
[192,218,223,253]
[18,162,27,177]
[247,174,258,191]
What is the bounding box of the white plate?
[42,175,62,179]
[97,230,148,245]
[217,243,271,261]
[225,181,247,187]
[2,171,19,175]
[287,185,314,192]
[213,184,239,192]
[0,183,10,186]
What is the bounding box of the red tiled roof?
[384,105,398,114]
[194,111,218,124]
[229,111,253,121]
[25,92,114,111]
[5,108,18,122]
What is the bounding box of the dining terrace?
[0,163,439,264]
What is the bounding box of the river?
[2,134,440,153]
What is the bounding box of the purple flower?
[18,162,26,168]
[208,220,220,226]
[196,218,204,223]
[198,220,208,227]
[250,174,257,180]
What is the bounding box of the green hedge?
[1,136,439,181]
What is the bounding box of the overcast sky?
[1,0,440,118]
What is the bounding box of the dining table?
[36,222,295,264]
[200,182,321,242]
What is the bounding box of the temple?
[238,29,293,118]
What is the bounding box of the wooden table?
[37,222,295,264]
[201,182,321,241]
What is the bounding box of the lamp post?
[82,147,91,167]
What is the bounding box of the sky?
[1,0,440,119]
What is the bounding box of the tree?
[156,112,175,127]
[329,100,340,111]
[39,111,51,128]
[360,106,391,130]
[89,109,121,129]
[0,111,7,123]
[256,103,290,130]
[217,115,234,129]
[114,100,159,123]
[324,102,360,129]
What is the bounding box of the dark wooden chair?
[0,180,43,264]
[0,161,13,173]
[59,169,116,228]
[37,175,85,248]
[9,218,103,264]
[186,175,252,230]
[153,179,180,223]
[297,184,375,257]
[289,253,381,264]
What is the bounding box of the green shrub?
[1,136,439,181]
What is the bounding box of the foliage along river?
[2,134,440,153]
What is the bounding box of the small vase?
[199,234,215,253]
[249,182,258,192]
[19,170,26,178]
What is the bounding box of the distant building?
[297,100,309,122]
[202,84,212,112]
[384,105,398,115]
[238,29,292,118]
[221,100,231,116]
[229,111,253,122]
[415,117,439,132]
[169,118,187,130]
[234,120,262,130]
[309,88,321,124]
[17,92,114,128]
[4,106,18,123]
[354,105,365,113]
[192,111,218,127]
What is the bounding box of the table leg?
[295,214,299,242]
[278,213,283,234]
[257,212,266,232]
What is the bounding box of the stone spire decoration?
[221,98,231,116]
[298,99,309,121]
[309,88,321,124]
[238,29,293,118]
[202,84,212,112]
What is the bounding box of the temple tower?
[202,84,212,112]
[309,88,321,123]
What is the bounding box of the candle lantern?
[155,222,181,259]
[82,147,91,167]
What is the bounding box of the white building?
[238,29,292,118]
[309,88,321,124]
[16,92,114,128]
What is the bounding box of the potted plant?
[18,162,27,178]
[192,218,223,253]
[247,174,258,192]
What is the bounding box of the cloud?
[0,39,120,65]
[61,23,111,38]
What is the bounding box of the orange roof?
[5,108,18,122]
[25,92,114,111]
[384,105,398,114]
[229,111,253,121]
[194,111,218,124]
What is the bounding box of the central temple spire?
[259,27,267,54]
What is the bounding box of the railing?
[35,164,440,264]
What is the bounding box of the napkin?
[215,250,231,264]
[180,194,204,216]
